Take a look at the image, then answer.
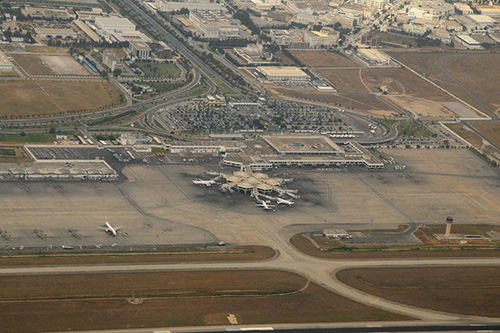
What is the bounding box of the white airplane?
[277,197,294,206]
[99,217,122,236]
[192,178,216,187]
[256,200,276,211]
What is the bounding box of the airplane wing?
[115,226,123,230]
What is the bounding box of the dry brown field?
[469,121,500,148]
[336,266,500,317]
[0,145,31,163]
[390,52,500,116]
[12,53,55,75]
[360,67,452,101]
[444,123,484,148]
[0,271,409,332]
[290,233,500,259]
[0,80,124,118]
[0,245,275,266]
[291,51,360,68]
[270,86,395,116]
[317,68,368,92]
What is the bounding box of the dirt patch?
[0,271,409,332]
[336,266,500,317]
[38,55,90,75]
[0,245,275,266]
[291,51,360,68]
[386,96,454,119]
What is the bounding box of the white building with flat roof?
[357,48,391,65]
[256,66,310,82]
[95,17,136,33]
[455,34,482,49]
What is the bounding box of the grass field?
[0,245,275,266]
[469,121,500,148]
[12,53,55,75]
[0,145,31,163]
[390,52,500,116]
[0,270,409,332]
[135,61,181,78]
[336,266,500,317]
[0,80,124,118]
[0,133,55,143]
[397,121,434,137]
[290,233,500,259]
[291,51,359,68]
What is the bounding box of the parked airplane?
[277,197,294,206]
[256,200,276,211]
[99,217,122,236]
[192,178,216,187]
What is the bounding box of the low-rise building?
[129,41,152,59]
[357,48,391,65]
[189,10,241,39]
[35,28,78,39]
[255,66,310,82]
[455,34,482,49]
[303,29,339,48]
[454,3,473,15]
[476,5,500,18]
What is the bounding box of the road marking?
[369,298,380,305]
[365,324,382,328]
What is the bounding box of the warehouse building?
[455,34,482,49]
[35,28,78,39]
[255,66,310,82]
[357,48,391,65]
[94,17,136,33]
[188,10,241,39]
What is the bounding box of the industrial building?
[466,14,498,27]
[22,6,76,20]
[0,162,118,181]
[303,29,340,48]
[35,28,78,39]
[94,17,136,33]
[455,34,482,49]
[255,66,310,82]
[357,48,391,65]
[188,10,241,39]
[155,0,226,12]
[476,5,500,17]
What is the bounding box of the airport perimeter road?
[3,254,500,323]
